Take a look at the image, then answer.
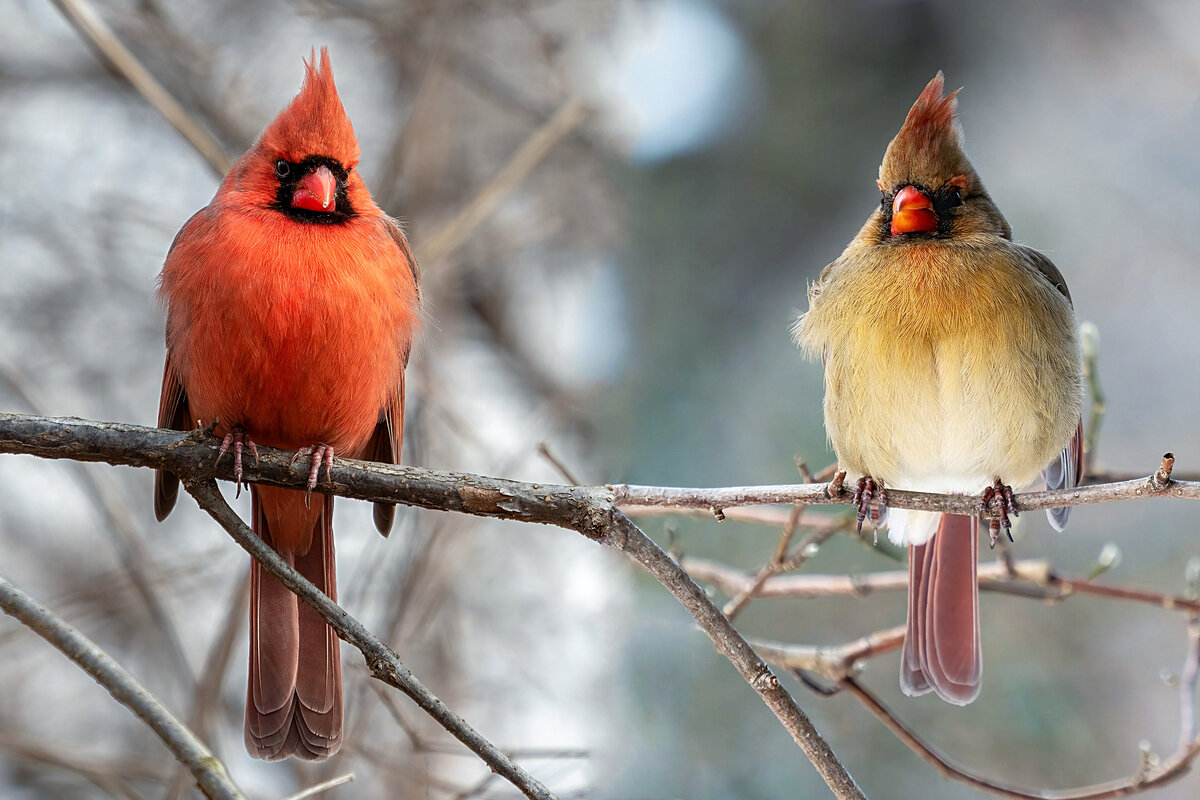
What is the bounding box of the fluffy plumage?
[795,72,1082,704]
[154,48,420,758]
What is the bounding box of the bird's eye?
[274,160,290,178]
[944,188,962,208]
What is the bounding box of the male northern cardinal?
[154,49,420,758]
[794,73,1082,704]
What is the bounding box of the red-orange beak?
[291,164,337,212]
[890,185,937,236]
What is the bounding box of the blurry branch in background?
[0,362,198,694]
[51,0,590,275]
[0,729,159,800]
[684,552,1200,616]
[843,667,1200,800]
[0,413,866,800]
[281,772,355,800]
[162,568,249,800]
[1080,321,1105,474]
[0,576,246,800]
[414,95,589,265]
[48,0,234,175]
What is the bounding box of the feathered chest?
[162,209,419,448]
[797,240,1081,489]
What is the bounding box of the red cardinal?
[154,49,420,758]
[795,73,1082,704]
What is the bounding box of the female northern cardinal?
[153,49,420,758]
[795,73,1082,704]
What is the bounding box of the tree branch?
[0,415,1188,526]
[15,412,1192,797]
[0,575,245,800]
[602,511,866,799]
[612,456,1190,516]
[0,412,866,799]
[184,480,558,800]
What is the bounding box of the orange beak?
[890,185,937,236]
[291,164,337,212]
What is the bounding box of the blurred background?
[3,0,1200,798]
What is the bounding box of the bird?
[793,72,1082,705]
[153,48,421,758]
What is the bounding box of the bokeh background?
[3,1,1200,798]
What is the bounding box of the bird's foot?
[980,478,1019,548]
[291,444,335,507]
[216,425,259,498]
[852,476,888,543]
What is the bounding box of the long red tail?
[245,488,343,760]
[901,513,980,705]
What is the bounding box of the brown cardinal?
[794,73,1082,704]
[154,49,420,758]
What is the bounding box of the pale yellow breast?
[797,239,1081,493]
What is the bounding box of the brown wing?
[365,379,405,537]
[383,215,421,305]
[154,354,192,521]
[1020,246,1080,529]
[1020,245,1072,304]
[154,210,209,522]
[365,215,419,537]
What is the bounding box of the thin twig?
[685,555,1200,617]
[47,0,232,175]
[283,773,355,800]
[685,557,1050,600]
[0,575,244,799]
[537,441,582,485]
[752,626,906,682]
[723,503,810,619]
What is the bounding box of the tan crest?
[878,72,972,191]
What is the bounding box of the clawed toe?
[852,476,888,543]
[980,478,1019,548]
[291,444,335,507]
[216,425,259,498]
